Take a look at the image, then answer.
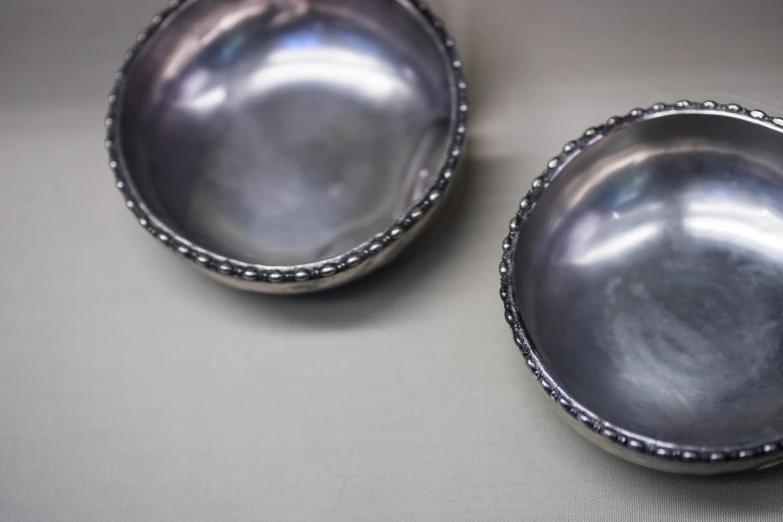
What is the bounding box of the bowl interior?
[118,0,453,266]
[515,112,783,448]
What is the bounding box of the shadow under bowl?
[502,102,783,473]
[107,0,467,293]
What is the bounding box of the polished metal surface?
[108,0,466,292]
[501,102,783,473]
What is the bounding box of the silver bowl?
[500,101,783,474]
[106,0,467,293]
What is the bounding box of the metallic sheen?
[501,102,783,473]
[108,0,466,293]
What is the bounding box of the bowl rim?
[499,100,783,468]
[105,0,468,288]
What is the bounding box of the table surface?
[2,1,783,520]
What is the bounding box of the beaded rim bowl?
[500,100,783,474]
[105,0,467,293]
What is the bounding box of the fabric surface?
[2,0,783,520]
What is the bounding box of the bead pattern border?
[499,100,783,465]
[105,0,468,287]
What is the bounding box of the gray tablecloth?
[2,0,783,520]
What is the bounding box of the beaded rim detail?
[500,100,783,465]
[106,0,468,287]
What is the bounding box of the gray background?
[2,0,783,520]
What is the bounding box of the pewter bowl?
[106,0,466,293]
[501,101,783,474]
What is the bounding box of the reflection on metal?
[501,101,783,474]
[107,0,468,293]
